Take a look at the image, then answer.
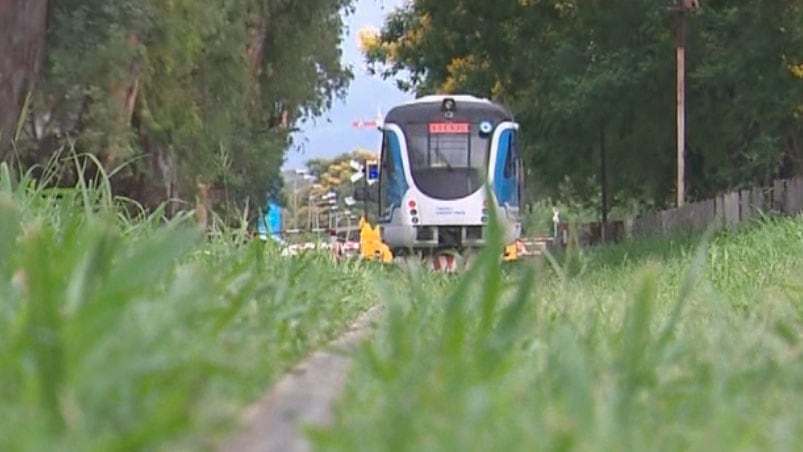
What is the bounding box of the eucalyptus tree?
[0,0,48,149]
[3,0,357,218]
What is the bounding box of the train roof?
[385,94,514,124]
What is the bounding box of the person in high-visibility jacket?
[358,216,392,263]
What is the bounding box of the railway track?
[219,237,556,450]
[219,305,383,452]
[376,236,555,272]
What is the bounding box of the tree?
[294,149,378,229]
[362,0,803,213]
[3,0,357,222]
[0,0,49,148]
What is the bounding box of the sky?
[282,0,414,171]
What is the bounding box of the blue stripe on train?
[493,129,519,206]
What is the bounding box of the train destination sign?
[429,122,470,134]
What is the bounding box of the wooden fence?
[557,176,803,246]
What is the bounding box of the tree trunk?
[103,31,141,168]
[247,22,266,77]
[0,0,49,150]
[125,91,177,215]
[196,182,210,233]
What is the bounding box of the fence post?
[716,194,728,231]
[773,179,786,214]
[624,217,634,239]
[788,177,803,214]
[727,191,740,229]
[739,189,751,223]
[751,186,764,219]
[702,199,715,231]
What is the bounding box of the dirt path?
[218,304,383,452]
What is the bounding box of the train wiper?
[432,145,454,171]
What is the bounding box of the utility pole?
[675,9,686,207]
[292,177,298,230]
[670,0,700,207]
[290,168,314,231]
[675,3,687,207]
[599,118,608,242]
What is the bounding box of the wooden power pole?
[676,8,686,207]
[671,0,699,207]
[599,118,608,242]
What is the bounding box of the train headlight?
[441,97,456,113]
[479,120,493,136]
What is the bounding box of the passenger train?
[373,94,523,258]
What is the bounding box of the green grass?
[5,156,803,451]
[314,214,803,451]
[0,162,384,451]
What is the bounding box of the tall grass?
[0,161,383,450]
[315,213,803,451]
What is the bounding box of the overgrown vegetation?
[4,151,803,451]
[315,212,803,451]
[0,161,381,450]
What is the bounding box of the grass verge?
[0,162,382,451]
[315,214,803,451]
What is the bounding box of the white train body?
[374,94,524,254]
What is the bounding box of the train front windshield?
[403,121,490,200]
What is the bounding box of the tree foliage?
[2,0,356,219]
[294,149,378,229]
[363,0,803,212]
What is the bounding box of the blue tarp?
[258,200,283,239]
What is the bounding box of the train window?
[469,132,489,170]
[430,133,469,168]
[381,132,393,175]
[404,122,489,170]
[405,124,430,168]
[377,132,390,217]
